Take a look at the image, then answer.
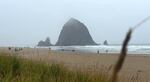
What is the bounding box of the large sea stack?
[55,18,97,46]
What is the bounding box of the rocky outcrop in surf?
[37,37,53,46]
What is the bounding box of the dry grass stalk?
[111,16,150,82]
[111,29,132,82]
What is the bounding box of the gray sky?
[0,0,150,46]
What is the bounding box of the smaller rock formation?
[103,40,108,45]
[37,37,53,46]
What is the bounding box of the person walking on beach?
[97,50,100,54]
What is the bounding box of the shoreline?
[1,45,150,55]
[1,47,150,56]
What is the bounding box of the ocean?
[49,45,150,55]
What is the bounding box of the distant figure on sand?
[97,50,100,54]
[106,50,108,53]
[14,48,23,52]
[15,48,18,52]
[8,47,11,50]
[61,49,64,51]
[72,50,75,52]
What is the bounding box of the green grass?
[0,52,110,82]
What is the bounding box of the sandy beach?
[0,47,150,81]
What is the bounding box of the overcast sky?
[0,0,150,46]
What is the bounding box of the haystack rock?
[37,37,53,46]
[55,18,97,46]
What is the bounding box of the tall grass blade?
[112,29,132,82]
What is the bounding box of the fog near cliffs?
[0,0,150,46]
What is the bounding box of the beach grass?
[0,52,111,82]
